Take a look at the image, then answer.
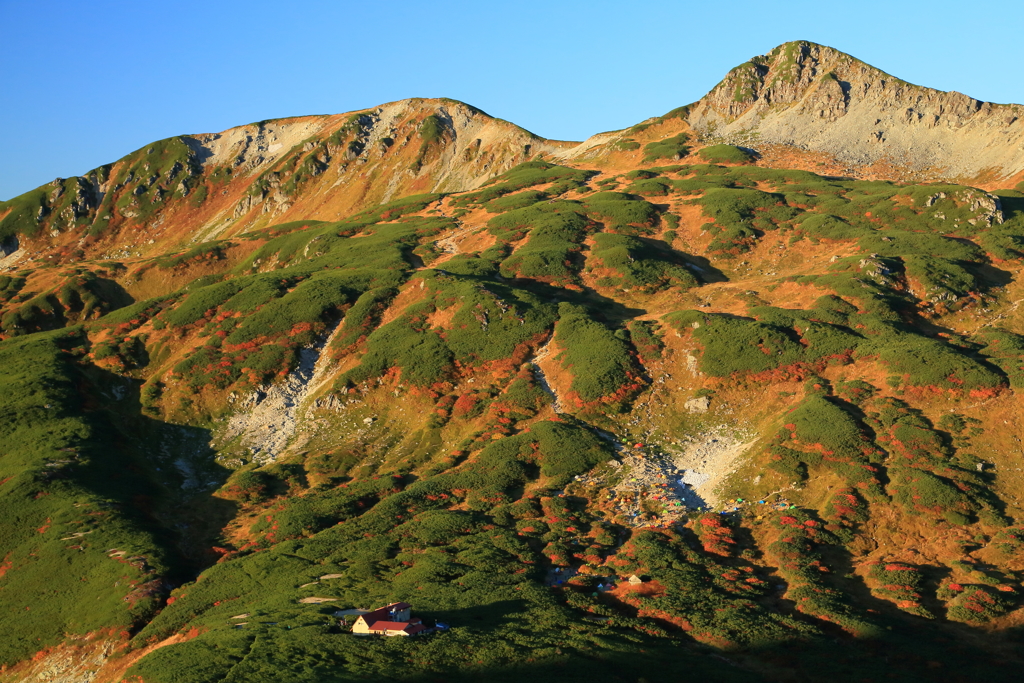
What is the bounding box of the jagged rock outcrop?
[214,99,574,229]
[685,41,1024,180]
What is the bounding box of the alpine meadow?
[5,40,1024,683]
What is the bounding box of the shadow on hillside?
[681,253,728,283]
[391,614,1024,683]
[180,136,214,165]
[438,268,653,327]
[996,192,1024,221]
[513,280,647,326]
[398,598,757,682]
[398,645,759,683]
[93,276,136,311]
[76,364,237,580]
[969,261,1013,289]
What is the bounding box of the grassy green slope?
[3,162,1024,681]
[0,329,176,665]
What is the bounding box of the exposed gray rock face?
[685,396,711,414]
[685,41,1024,181]
[219,322,344,464]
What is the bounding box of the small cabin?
[351,602,425,637]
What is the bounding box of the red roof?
[367,619,425,635]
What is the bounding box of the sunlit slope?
[1,154,1024,681]
[3,40,1024,682]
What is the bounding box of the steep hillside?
[4,43,1024,683]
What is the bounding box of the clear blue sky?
[2,0,1022,200]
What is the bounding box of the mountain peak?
[684,42,1024,180]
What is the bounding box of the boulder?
[685,396,711,414]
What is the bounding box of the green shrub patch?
[642,133,690,162]
[485,190,548,212]
[625,320,664,363]
[764,510,879,637]
[453,162,593,206]
[589,233,697,292]
[697,145,754,164]
[665,310,859,379]
[553,303,643,410]
[342,273,556,388]
[491,201,592,284]
[945,584,1013,623]
[582,192,660,234]
[766,393,882,489]
[694,188,799,254]
[866,562,935,619]
[975,328,1024,388]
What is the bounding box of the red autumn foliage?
[696,516,737,556]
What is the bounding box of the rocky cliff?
[684,41,1024,181]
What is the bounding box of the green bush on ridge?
[453,162,593,206]
[697,145,754,164]
[695,188,798,254]
[642,133,690,162]
[341,272,557,388]
[582,192,660,234]
[490,201,592,284]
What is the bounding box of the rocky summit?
[2,40,1024,683]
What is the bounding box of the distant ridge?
[3,41,1023,268]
